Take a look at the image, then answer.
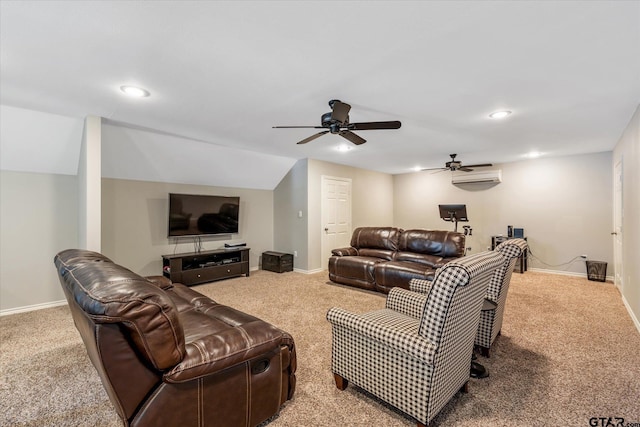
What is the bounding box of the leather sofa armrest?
[385,288,428,319]
[409,278,433,294]
[145,275,173,290]
[331,247,358,256]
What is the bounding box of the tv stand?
[162,248,250,286]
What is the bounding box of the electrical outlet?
[294,251,298,257]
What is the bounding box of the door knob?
[611,232,618,235]
[324,227,329,232]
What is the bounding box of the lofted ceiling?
[1,1,639,176]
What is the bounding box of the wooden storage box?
[262,251,293,273]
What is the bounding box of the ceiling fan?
[422,154,493,172]
[273,99,401,145]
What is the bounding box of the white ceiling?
[1,1,639,175]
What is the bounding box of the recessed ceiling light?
[489,110,512,119]
[337,144,352,152]
[120,85,150,98]
[526,151,543,158]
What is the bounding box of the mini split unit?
[451,169,502,184]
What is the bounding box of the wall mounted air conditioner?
[451,169,502,184]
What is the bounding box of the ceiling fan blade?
[339,130,366,145]
[420,167,447,172]
[331,101,351,124]
[459,167,474,172]
[349,120,402,130]
[296,130,329,144]
[464,163,493,168]
[273,125,324,129]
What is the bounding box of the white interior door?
[321,176,352,269]
[613,160,623,290]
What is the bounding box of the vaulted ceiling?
[1,1,639,176]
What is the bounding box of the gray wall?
[274,158,395,271]
[613,105,640,328]
[394,151,613,276]
[101,178,273,276]
[273,159,309,270]
[307,159,394,271]
[0,171,78,311]
[1,103,636,333]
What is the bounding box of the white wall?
[394,152,613,276]
[0,105,83,174]
[613,104,640,329]
[78,116,101,251]
[101,122,297,190]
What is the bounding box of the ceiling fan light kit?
[273,99,401,145]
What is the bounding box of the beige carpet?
[1,270,639,426]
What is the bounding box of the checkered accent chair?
[326,250,505,427]
[474,238,528,357]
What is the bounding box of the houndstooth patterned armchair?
[474,238,528,357]
[326,250,505,427]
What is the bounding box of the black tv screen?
[168,193,239,237]
[438,204,469,222]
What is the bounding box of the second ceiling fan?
[273,99,401,145]
[422,154,493,172]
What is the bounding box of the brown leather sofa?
[328,227,466,293]
[54,249,296,427]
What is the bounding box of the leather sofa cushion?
[393,251,443,268]
[350,227,401,251]
[359,248,395,260]
[373,261,438,293]
[398,229,465,258]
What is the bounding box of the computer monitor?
[438,204,469,231]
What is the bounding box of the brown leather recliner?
[328,227,466,294]
[374,229,466,293]
[328,227,401,291]
[54,249,296,427]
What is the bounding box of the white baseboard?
[621,294,640,335]
[0,300,67,317]
[528,267,614,283]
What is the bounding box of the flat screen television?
[168,193,239,237]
